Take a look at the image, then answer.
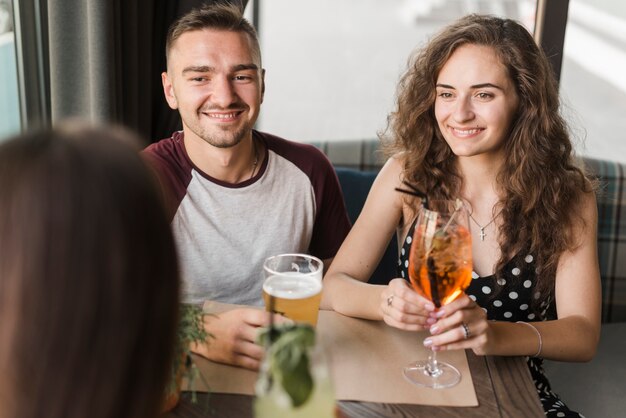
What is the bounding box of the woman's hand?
[380,279,436,331]
[424,294,493,355]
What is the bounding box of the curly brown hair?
[381,14,594,306]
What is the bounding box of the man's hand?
[190,308,287,371]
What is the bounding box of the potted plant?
[162,303,210,412]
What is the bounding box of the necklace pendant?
[479,227,486,241]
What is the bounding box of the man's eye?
[234,75,252,81]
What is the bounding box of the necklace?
[468,209,502,241]
[249,138,259,180]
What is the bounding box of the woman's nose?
[453,97,475,123]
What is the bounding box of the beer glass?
[262,254,323,326]
[404,200,473,388]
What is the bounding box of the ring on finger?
[461,322,471,340]
[387,295,394,307]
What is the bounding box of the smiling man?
[142,3,350,370]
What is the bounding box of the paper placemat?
[186,301,477,406]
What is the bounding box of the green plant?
[166,304,210,403]
[257,323,316,407]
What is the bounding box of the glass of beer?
[262,254,323,326]
[404,199,473,388]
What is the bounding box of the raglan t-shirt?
[143,130,351,305]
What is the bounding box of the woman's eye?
[476,92,494,99]
[438,92,453,99]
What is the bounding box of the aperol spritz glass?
[403,199,473,388]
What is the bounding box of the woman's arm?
[321,158,434,326]
[534,190,601,361]
[423,192,601,361]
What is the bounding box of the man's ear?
[162,72,178,110]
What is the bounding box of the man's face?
[162,29,264,148]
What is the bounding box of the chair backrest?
[334,167,397,285]
[584,157,626,323]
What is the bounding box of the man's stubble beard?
[188,118,252,149]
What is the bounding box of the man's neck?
[183,131,259,184]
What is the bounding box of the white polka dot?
[482,308,488,314]
[472,271,479,279]
[401,270,405,278]
[401,247,405,256]
[509,291,518,300]
[469,295,477,302]
[528,313,536,320]
[523,280,532,288]
[534,292,541,300]
[493,300,503,307]
[520,304,529,310]
[504,312,512,318]
[406,236,412,244]
[482,286,492,295]
[404,260,409,268]
[511,267,521,276]
[497,278,506,286]
[556,413,565,417]
[525,255,534,263]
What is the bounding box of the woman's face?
[434,44,519,160]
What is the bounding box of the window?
[560,0,626,163]
[0,0,20,140]
[255,0,536,143]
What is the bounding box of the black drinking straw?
[394,181,429,209]
[427,256,441,308]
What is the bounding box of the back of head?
[0,122,179,418]
[165,1,260,66]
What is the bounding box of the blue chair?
[334,167,398,285]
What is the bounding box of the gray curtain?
[48,0,120,125]
[46,0,248,144]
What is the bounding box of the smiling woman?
[434,44,519,160]
[322,13,600,418]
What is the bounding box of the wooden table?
[165,351,544,418]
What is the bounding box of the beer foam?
[263,273,322,299]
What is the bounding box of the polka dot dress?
[399,220,584,418]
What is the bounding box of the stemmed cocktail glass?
[403,199,473,389]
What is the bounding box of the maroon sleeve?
[308,157,352,260]
[141,133,193,222]
[257,131,351,260]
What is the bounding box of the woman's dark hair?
[0,123,179,418]
[382,14,594,307]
